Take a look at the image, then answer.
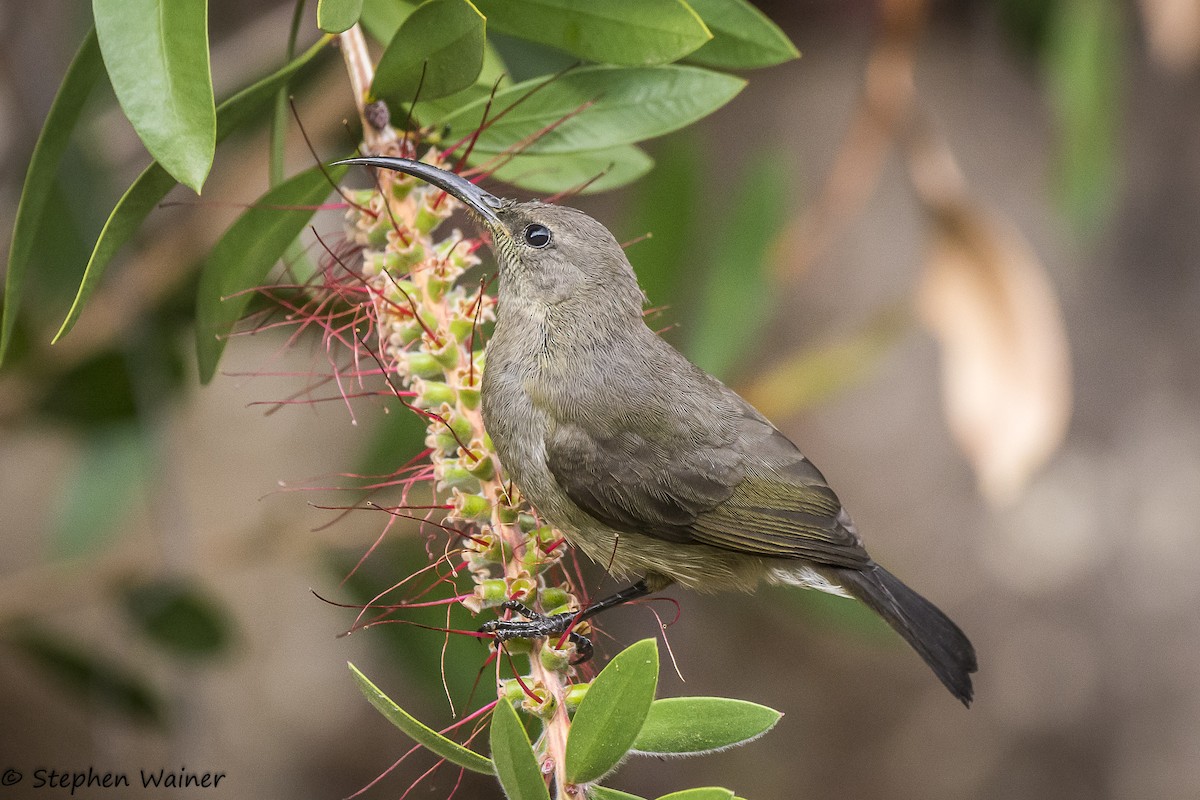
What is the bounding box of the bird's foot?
[478,600,593,664]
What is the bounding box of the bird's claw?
[478,599,594,664]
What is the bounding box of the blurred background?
[2,1,1199,798]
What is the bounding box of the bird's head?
[337,157,645,315]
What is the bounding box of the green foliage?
[121,578,235,660]
[476,145,655,195]
[195,163,347,382]
[52,35,334,344]
[632,697,781,756]
[349,663,495,773]
[6,624,167,727]
[93,0,215,193]
[372,0,486,102]
[318,0,364,33]
[471,0,711,66]
[566,639,659,783]
[439,65,745,154]
[0,31,101,366]
[492,697,554,800]
[684,0,799,68]
[685,147,793,380]
[49,424,154,559]
[356,639,774,797]
[1045,0,1123,231]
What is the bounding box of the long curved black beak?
[334,157,504,228]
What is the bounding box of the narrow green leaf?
[50,424,152,559]
[93,0,215,192]
[195,163,346,382]
[373,0,486,103]
[121,578,234,660]
[9,624,166,726]
[620,134,703,315]
[565,639,659,784]
[1,30,102,367]
[686,148,792,380]
[472,0,711,65]
[738,307,907,420]
[1046,0,1122,231]
[53,36,332,344]
[632,697,781,756]
[589,788,648,800]
[653,790,734,800]
[685,0,799,69]
[476,145,653,195]
[359,0,417,43]
[317,0,364,32]
[490,699,552,800]
[348,663,495,773]
[440,65,745,154]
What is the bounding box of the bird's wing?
[544,406,871,569]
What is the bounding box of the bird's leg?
[479,580,652,664]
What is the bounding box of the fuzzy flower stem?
[336,34,577,800]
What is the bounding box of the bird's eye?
[523,223,552,248]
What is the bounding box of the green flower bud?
[453,491,492,521]
[414,380,455,408]
[540,643,571,673]
[430,340,459,371]
[467,451,495,481]
[478,578,508,606]
[448,318,475,343]
[402,351,444,379]
[458,386,481,410]
[438,465,480,494]
[564,682,590,712]
[540,586,571,611]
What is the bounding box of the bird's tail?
[833,564,977,706]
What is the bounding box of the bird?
[338,156,978,705]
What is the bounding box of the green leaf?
[195,163,346,383]
[685,0,799,69]
[472,0,710,66]
[686,148,792,380]
[476,145,653,195]
[53,35,333,344]
[738,307,907,420]
[440,64,744,154]
[50,424,152,559]
[409,42,507,122]
[565,639,659,784]
[359,0,417,43]
[318,0,364,32]
[93,0,215,192]
[620,133,703,315]
[1,30,102,367]
[121,578,234,659]
[589,788,648,800]
[373,0,486,103]
[9,624,166,726]
[348,663,494,773]
[490,698,552,800]
[1046,0,1122,231]
[653,790,734,800]
[632,697,781,756]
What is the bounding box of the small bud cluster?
[344,148,586,720]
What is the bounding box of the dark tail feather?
[835,565,977,706]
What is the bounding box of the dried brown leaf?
[918,206,1072,505]
[1139,0,1200,72]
